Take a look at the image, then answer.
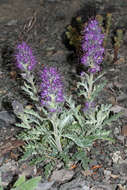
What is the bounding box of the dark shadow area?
[1,45,15,71]
[3,174,18,190]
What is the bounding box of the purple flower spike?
[41,67,64,112]
[81,19,104,73]
[15,42,37,71]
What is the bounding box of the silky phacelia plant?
[15,42,37,71]
[81,19,104,73]
[80,19,105,112]
[15,42,38,101]
[13,21,120,177]
[41,67,64,112]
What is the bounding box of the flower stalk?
[87,73,93,99]
[40,67,64,152]
[15,41,38,102]
[51,114,62,152]
[80,19,105,111]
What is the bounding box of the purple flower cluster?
[15,42,37,71]
[41,67,64,112]
[81,19,104,73]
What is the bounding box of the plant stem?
[54,126,62,152]
[28,73,39,102]
[52,115,62,152]
[88,73,93,99]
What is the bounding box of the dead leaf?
[0,90,6,94]
[114,57,125,65]
[0,139,24,157]
[108,96,117,105]
[117,184,126,190]
[69,164,77,170]
[91,165,102,170]
[10,152,19,159]
[5,159,10,163]
[10,71,17,79]
[110,105,127,117]
[110,105,123,113]
[25,105,33,109]
[46,51,54,56]
[20,163,28,169]
[110,174,119,179]
[121,125,127,136]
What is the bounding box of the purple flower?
[15,42,37,71]
[81,19,104,73]
[40,67,64,112]
[83,101,95,112]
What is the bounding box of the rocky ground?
[0,0,127,189]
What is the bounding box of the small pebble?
[6,20,17,26]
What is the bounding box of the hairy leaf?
[12,176,41,190]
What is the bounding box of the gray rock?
[50,169,74,182]
[119,161,127,176]
[12,100,24,115]
[19,165,36,177]
[0,111,16,126]
[0,119,6,128]
[91,184,117,190]
[0,160,18,187]
[104,170,111,181]
[35,181,55,190]
[59,175,91,190]
[82,185,90,190]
